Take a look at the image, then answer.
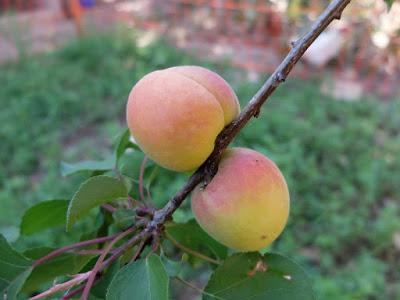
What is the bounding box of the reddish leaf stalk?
[81,226,137,300]
[33,233,121,267]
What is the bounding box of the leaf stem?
[33,233,121,267]
[81,226,137,300]
[29,271,91,300]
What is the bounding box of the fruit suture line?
[30,0,352,298]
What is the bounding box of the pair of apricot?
[126,66,289,251]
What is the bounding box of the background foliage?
[0,28,399,299]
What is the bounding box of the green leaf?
[166,219,227,261]
[22,247,95,292]
[66,176,128,231]
[204,253,315,300]
[160,252,182,277]
[20,200,69,235]
[114,129,138,164]
[7,269,33,300]
[91,260,121,299]
[113,209,135,229]
[0,234,33,299]
[61,156,115,177]
[119,150,154,181]
[106,254,169,300]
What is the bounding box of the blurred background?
[0,0,399,299]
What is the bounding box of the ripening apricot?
[126,66,240,172]
[191,148,290,251]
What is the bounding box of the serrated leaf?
[106,255,169,300]
[66,176,128,231]
[20,200,69,235]
[61,156,115,177]
[204,253,315,300]
[166,219,227,261]
[22,247,95,292]
[0,234,33,299]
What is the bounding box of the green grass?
[0,28,399,299]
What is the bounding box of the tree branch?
[34,1,352,298]
[148,0,352,231]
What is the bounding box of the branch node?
[202,161,219,188]
[334,11,342,19]
[253,107,261,118]
[277,72,286,82]
[136,206,155,217]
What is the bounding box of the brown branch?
[37,1,352,298]
[147,0,352,232]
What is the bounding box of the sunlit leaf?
[66,176,128,231]
[204,253,315,300]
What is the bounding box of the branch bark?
[148,0,352,231]
[32,0,352,298]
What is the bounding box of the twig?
[39,1,353,298]
[147,0,352,236]
[131,238,148,262]
[165,231,221,265]
[81,226,137,300]
[61,231,146,299]
[33,233,121,267]
[29,272,91,300]
[75,249,117,255]
[62,284,86,300]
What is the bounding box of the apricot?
[191,148,290,251]
[126,66,240,172]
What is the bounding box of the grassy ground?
[0,28,399,299]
